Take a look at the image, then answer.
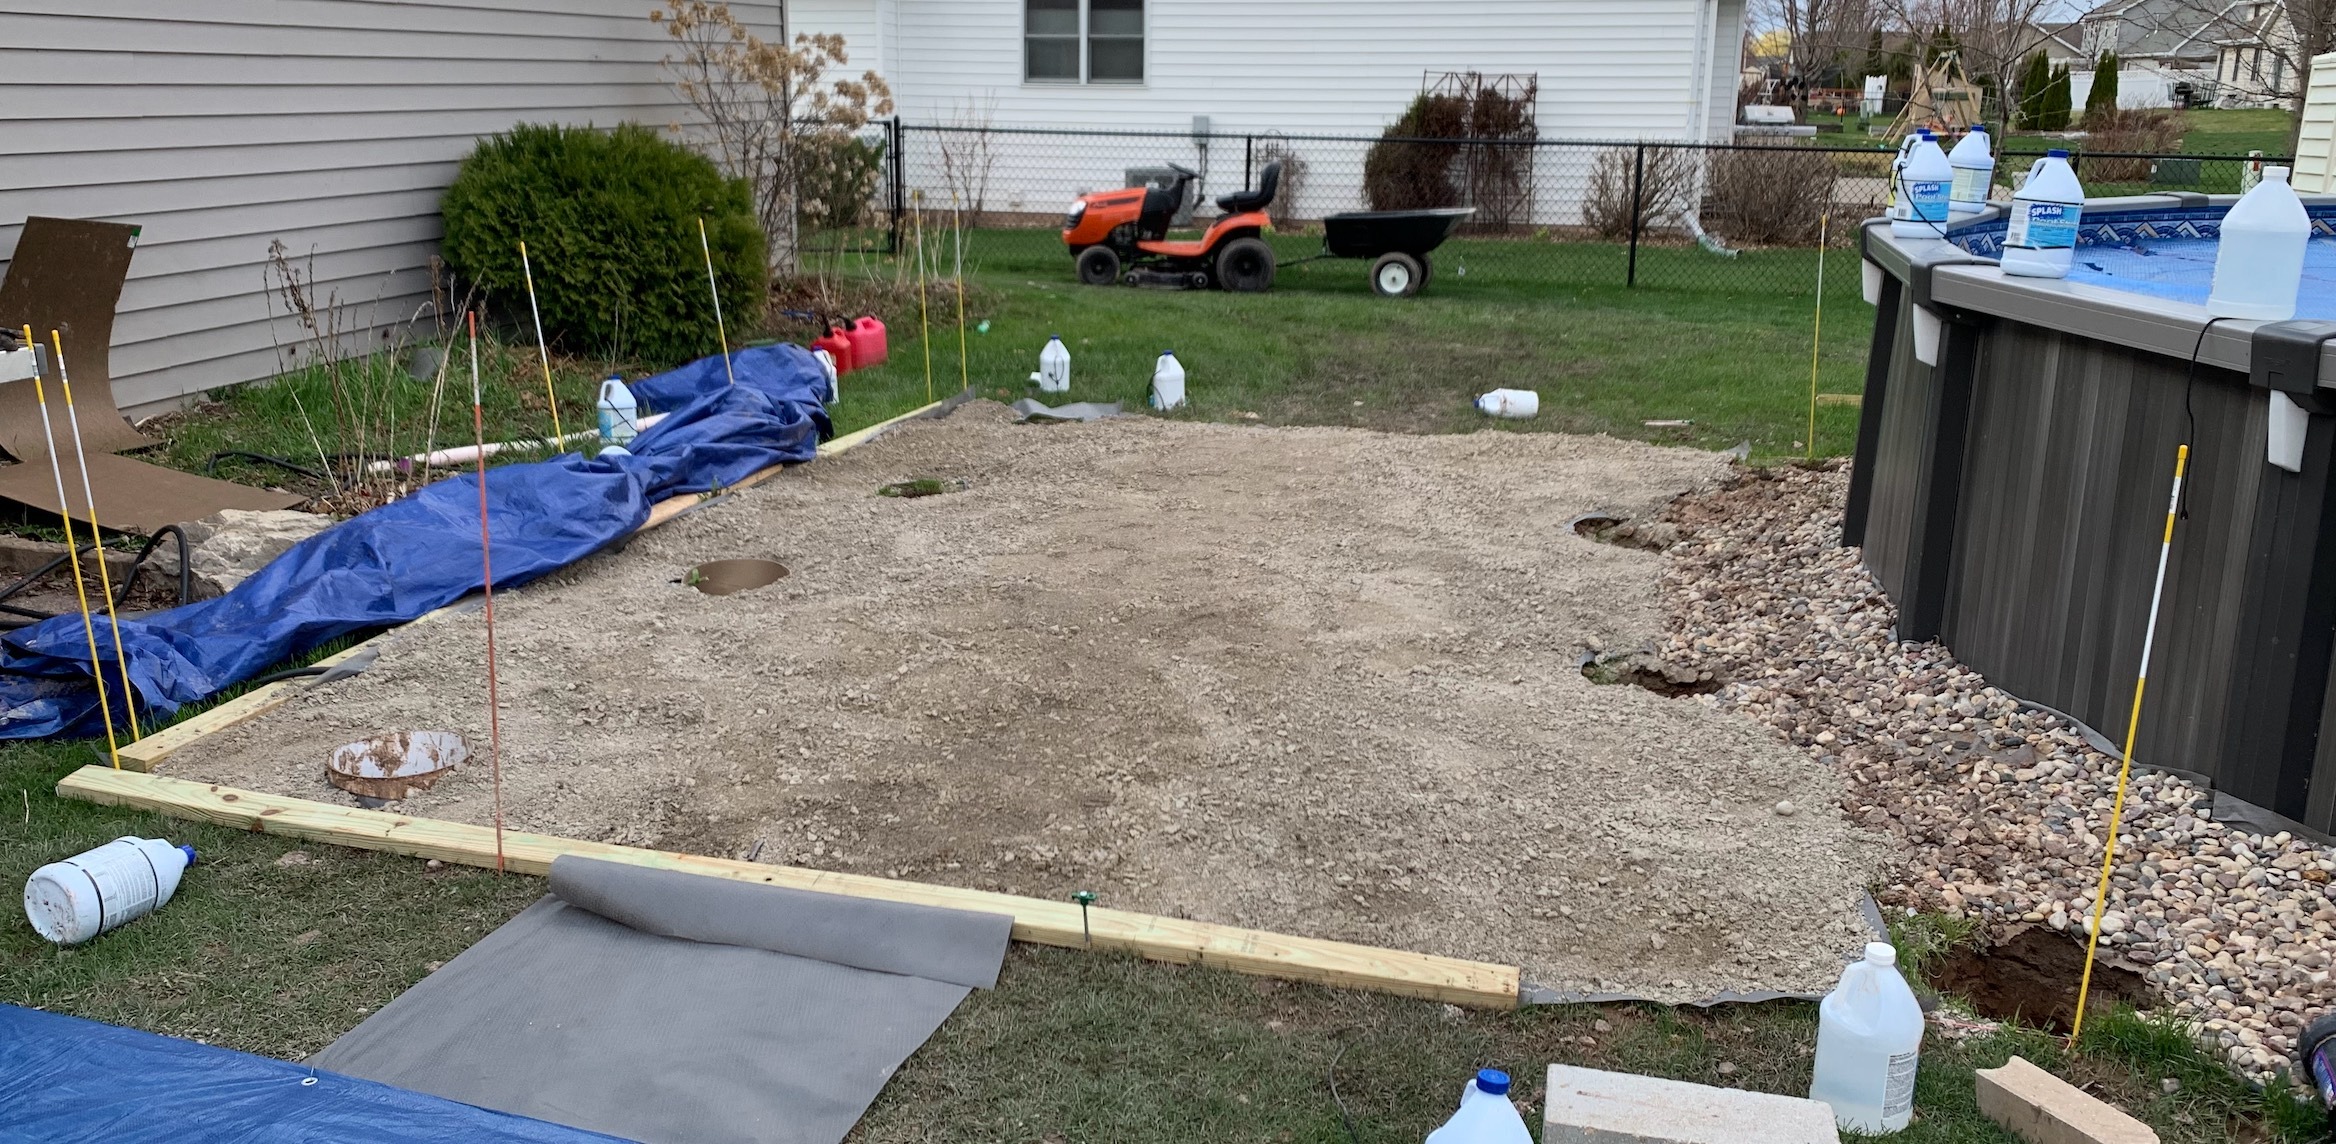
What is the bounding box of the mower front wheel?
[1076,245,1122,287]
[1370,252,1424,298]
[1215,238,1276,293]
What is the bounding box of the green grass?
[2178,108,2297,157]
[819,228,1870,463]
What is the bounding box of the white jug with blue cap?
[1423,1069,1532,1143]
[598,376,640,446]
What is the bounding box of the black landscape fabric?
[310,856,1015,1144]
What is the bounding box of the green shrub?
[2084,52,2121,125]
[1362,94,1467,211]
[440,122,765,364]
[2040,64,2074,132]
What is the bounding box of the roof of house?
[2077,0,2239,63]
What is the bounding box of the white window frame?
[1022,0,1145,87]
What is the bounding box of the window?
[1024,0,1143,84]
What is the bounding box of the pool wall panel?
[1852,228,2336,835]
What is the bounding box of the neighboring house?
[791,0,1747,221]
[0,2,774,417]
[2068,0,2272,108]
[2209,1,2305,107]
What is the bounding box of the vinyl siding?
[0,0,779,414]
[2299,51,2336,193]
[850,0,1739,139]
[808,0,1746,224]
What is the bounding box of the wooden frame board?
[116,396,959,773]
[57,766,1523,1008]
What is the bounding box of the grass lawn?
[2,236,2320,1141]
[2178,108,2297,157]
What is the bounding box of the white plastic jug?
[598,377,641,445]
[25,837,197,945]
[2000,149,2085,279]
[1424,1069,1533,1144]
[1810,941,1925,1135]
[1887,132,1922,221]
[1891,133,1953,238]
[811,347,840,404]
[1948,125,1995,217]
[1475,389,1540,419]
[1033,334,1071,394]
[2209,165,2312,321]
[1149,351,1186,411]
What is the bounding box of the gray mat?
[311,856,1014,1144]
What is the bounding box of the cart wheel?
[1076,245,1121,287]
[1370,252,1424,297]
[1417,252,1434,291]
[1215,237,1276,292]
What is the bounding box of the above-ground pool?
[1853,192,2336,839]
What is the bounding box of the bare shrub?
[1582,146,1697,240]
[1701,146,1839,247]
[1252,133,1308,227]
[2079,108,2185,183]
[936,94,1000,229]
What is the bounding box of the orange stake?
[467,312,506,873]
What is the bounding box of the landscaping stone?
[1542,1063,1840,1143]
[1975,1056,2158,1144]
[179,508,332,598]
[1651,466,2336,1084]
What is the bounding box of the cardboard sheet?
[0,217,152,459]
[0,451,304,534]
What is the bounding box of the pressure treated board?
[56,766,1523,1009]
[116,396,954,772]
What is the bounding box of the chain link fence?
[795,121,2285,298]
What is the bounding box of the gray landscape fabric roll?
[310,856,1014,1144]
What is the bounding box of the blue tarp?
[0,345,831,739]
[0,1004,629,1143]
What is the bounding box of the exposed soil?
[1933,926,2153,1034]
[166,402,1881,1001]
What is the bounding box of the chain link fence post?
[1627,142,1646,289]
[888,116,906,256]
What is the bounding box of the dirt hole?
[1931,925,2153,1034]
[878,478,960,498]
[1580,655,1724,697]
[687,559,789,596]
[1569,512,1672,552]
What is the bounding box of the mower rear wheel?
[1076,245,1121,287]
[1370,252,1424,297]
[1215,237,1276,293]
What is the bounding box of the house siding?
[0,0,778,415]
[855,0,1737,140]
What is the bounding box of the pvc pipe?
[364,413,667,474]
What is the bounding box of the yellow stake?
[914,191,934,406]
[951,190,970,394]
[52,330,141,742]
[2069,442,2190,1046]
[517,241,564,444]
[697,217,735,386]
[22,325,121,766]
[1807,215,1828,464]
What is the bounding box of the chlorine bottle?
[1948,125,1995,217]
[1890,132,1952,239]
[2000,150,2085,279]
[1810,941,1925,1134]
[2208,165,2311,321]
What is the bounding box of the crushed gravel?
[164,402,1881,1003]
[1652,464,2336,1083]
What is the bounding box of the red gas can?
[844,315,888,369]
[811,327,856,373]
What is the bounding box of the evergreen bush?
[1362,94,1468,211]
[441,122,766,364]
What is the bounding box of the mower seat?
[1215,162,1281,214]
